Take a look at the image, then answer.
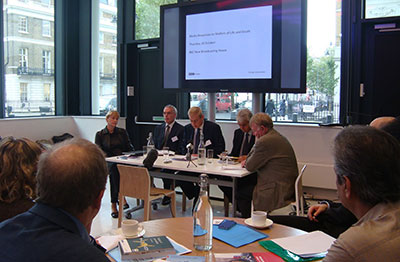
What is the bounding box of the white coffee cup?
[121,220,141,236]
[251,211,267,227]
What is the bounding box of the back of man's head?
[334,126,400,205]
[381,116,400,142]
[249,112,273,129]
[36,138,108,215]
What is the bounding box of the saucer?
[244,218,273,229]
[116,226,145,238]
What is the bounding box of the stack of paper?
[259,231,335,261]
[272,231,335,257]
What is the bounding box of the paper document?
[271,230,335,257]
[221,165,245,170]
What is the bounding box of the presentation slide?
[185,5,272,80]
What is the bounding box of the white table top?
[106,155,250,178]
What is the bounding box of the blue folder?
[212,223,268,248]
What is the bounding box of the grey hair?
[249,112,273,129]
[164,104,177,115]
[334,126,400,205]
[236,108,253,124]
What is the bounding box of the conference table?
[106,155,251,216]
[107,217,307,261]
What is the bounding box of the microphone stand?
[186,146,197,168]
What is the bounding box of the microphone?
[143,148,158,169]
[186,140,193,150]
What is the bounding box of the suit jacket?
[246,128,298,212]
[95,126,133,157]
[0,203,109,262]
[182,120,225,157]
[230,128,255,157]
[154,122,184,154]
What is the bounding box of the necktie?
[193,128,200,154]
[240,133,250,156]
[162,125,170,148]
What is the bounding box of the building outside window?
[18,16,28,33]
[4,0,55,117]
[92,0,118,115]
[42,20,51,37]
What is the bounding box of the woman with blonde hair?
[0,137,42,222]
[95,110,134,218]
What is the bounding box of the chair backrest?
[117,164,151,200]
[295,164,307,216]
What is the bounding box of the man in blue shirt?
[0,138,109,262]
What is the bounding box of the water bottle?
[193,174,213,251]
[197,132,206,165]
[147,132,155,154]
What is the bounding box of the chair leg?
[144,200,150,221]
[118,193,123,228]
[224,194,230,217]
[170,193,176,217]
[182,192,186,212]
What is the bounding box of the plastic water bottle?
[193,174,213,251]
[197,132,206,165]
[147,132,155,154]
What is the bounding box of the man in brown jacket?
[243,112,298,212]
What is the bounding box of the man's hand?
[241,160,246,168]
[307,203,328,222]
[238,155,247,162]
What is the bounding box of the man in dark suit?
[0,138,109,262]
[153,104,184,205]
[177,106,225,202]
[219,108,257,218]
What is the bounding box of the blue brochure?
[212,223,268,248]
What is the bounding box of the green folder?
[259,240,325,262]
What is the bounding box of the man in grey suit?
[243,112,298,212]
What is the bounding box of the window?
[4,1,55,117]
[43,83,51,101]
[42,20,51,37]
[42,50,51,74]
[190,92,253,120]
[92,0,118,115]
[20,83,28,103]
[365,0,400,19]
[19,48,28,70]
[135,0,177,40]
[262,0,341,124]
[19,16,28,33]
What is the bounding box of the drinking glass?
[207,149,214,164]
[163,147,170,161]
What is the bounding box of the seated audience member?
[219,108,257,218]
[324,126,400,261]
[153,104,184,205]
[0,138,110,262]
[244,112,298,212]
[0,137,42,222]
[95,110,133,218]
[268,116,400,238]
[177,106,225,203]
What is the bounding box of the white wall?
[0,116,339,198]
